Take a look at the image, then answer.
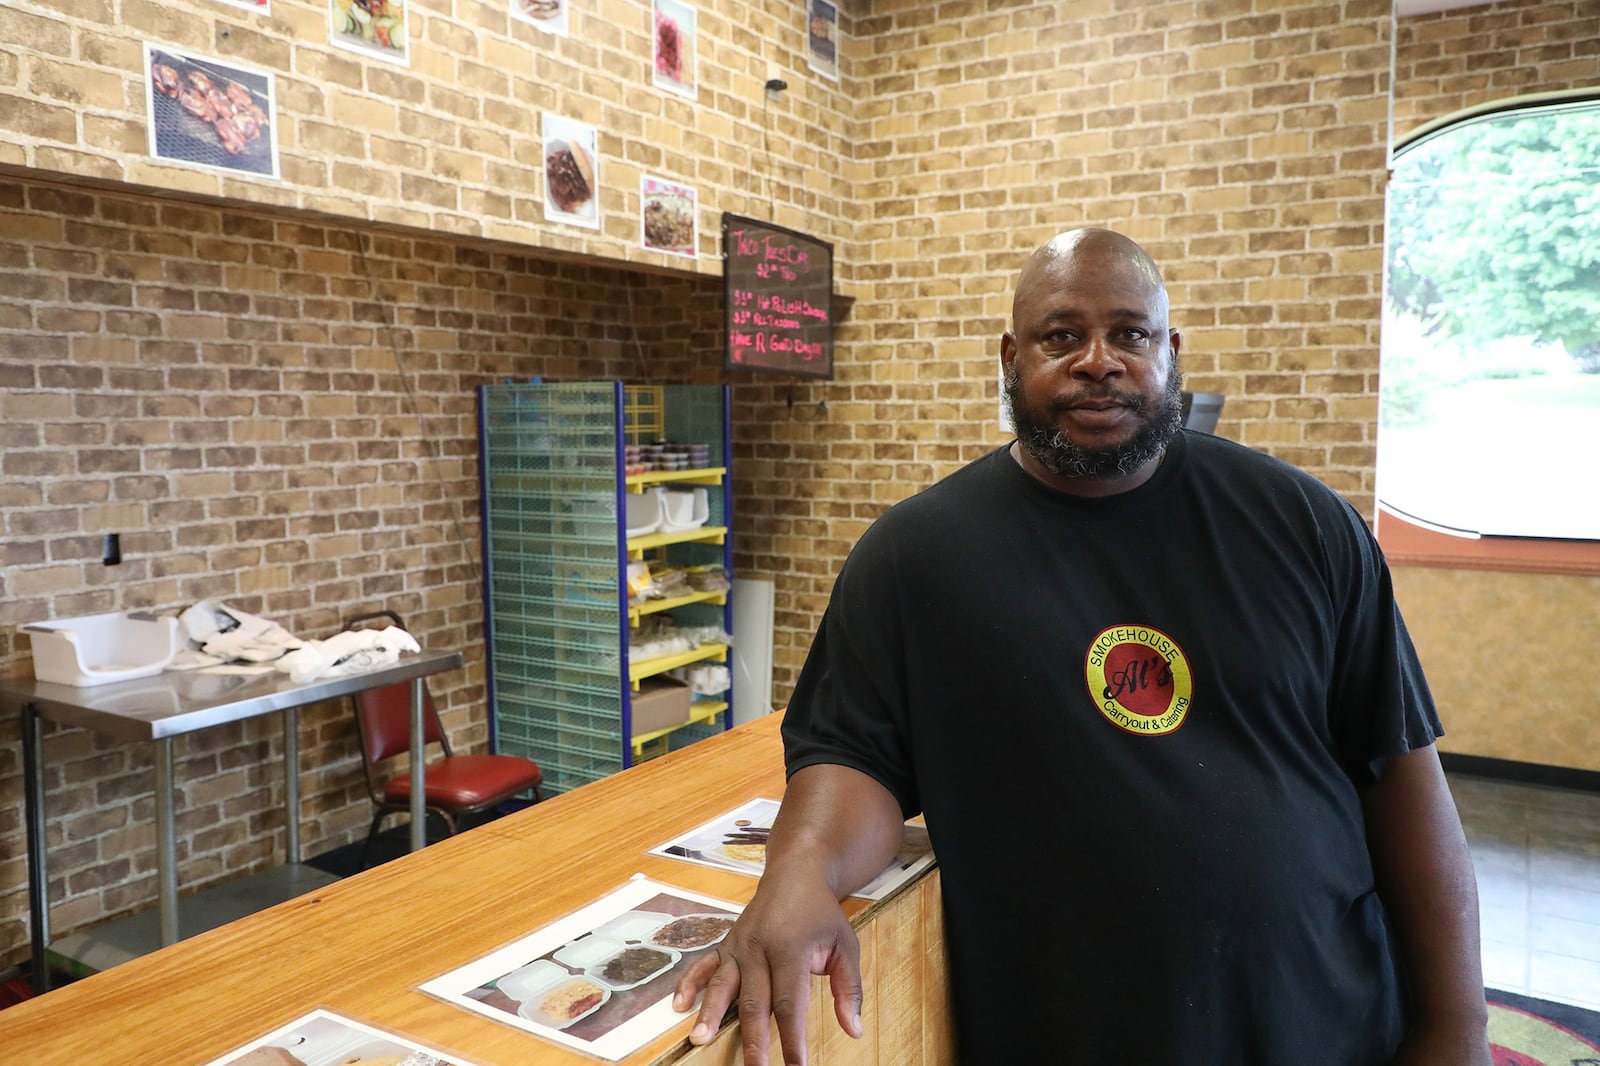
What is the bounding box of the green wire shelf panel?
[480,380,732,795]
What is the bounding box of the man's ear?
[1169,329,1181,359]
[1001,329,1017,373]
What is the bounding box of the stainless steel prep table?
[4,648,463,992]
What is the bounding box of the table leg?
[409,676,425,852]
[283,707,300,864]
[22,702,52,994]
[155,737,178,946]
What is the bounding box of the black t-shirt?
[783,431,1442,1064]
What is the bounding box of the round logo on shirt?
[1083,624,1194,735]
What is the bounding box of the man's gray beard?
[1003,363,1185,480]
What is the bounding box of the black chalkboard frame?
[721,213,835,380]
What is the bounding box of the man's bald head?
[1012,229,1169,327]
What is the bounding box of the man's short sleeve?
[781,524,922,818]
[1325,497,1444,781]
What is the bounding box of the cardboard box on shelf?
[630,676,692,738]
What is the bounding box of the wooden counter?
[0,713,952,1065]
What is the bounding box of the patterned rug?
[1487,988,1600,1065]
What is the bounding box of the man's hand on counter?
[672,871,862,1065]
[671,764,906,1065]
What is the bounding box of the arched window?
[1377,95,1600,572]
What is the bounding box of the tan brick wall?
[0,174,744,967]
[736,0,1398,694]
[1,0,859,969]
[4,0,1593,973]
[0,0,863,283]
[1393,0,1600,141]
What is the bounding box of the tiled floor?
[1449,771,1600,1011]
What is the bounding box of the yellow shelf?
[629,642,728,685]
[629,590,727,626]
[629,699,730,749]
[626,526,727,557]
[625,467,726,491]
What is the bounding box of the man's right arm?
[672,763,906,1066]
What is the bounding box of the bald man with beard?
[675,229,1490,1066]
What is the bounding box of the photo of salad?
[329,0,408,65]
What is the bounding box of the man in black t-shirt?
[674,229,1491,1065]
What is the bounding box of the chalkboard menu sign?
[722,213,833,379]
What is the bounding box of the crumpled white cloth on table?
[274,625,421,684]
[169,599,305,669]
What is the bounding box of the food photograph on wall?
[144,44,279,179]
[652,0,696,99]
[807,0,838,82]
[511,0,568,36]
[329,0,409,65]
[640,175,697,258]
[202,1009,479,1066]
[420,879,741,1061]
[542,114,600,229]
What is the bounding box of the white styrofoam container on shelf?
[657,487,708,532]
[21,611,182,687]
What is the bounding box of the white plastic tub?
[658,487,708,532]
[22,611,182,687]
[625,488,664,538]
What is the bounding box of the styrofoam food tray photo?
[585,943,681,992]
[646,912,737,952]
[592,909,673,944]
[519,976,610,1029]
[552,933,623,971]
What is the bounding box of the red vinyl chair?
[347,611,544,870]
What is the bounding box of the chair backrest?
[1180,390,1225,434]
[352,682,450,801]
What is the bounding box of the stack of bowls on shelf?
[631,441,713,472]
[623,444,647,476]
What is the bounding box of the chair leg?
[358,809,388,871]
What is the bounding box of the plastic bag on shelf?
[674,663,731,696]
[627,560,654,602]
[683,566,729,593]
[676,624,733,647]
[643,566,691,600]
